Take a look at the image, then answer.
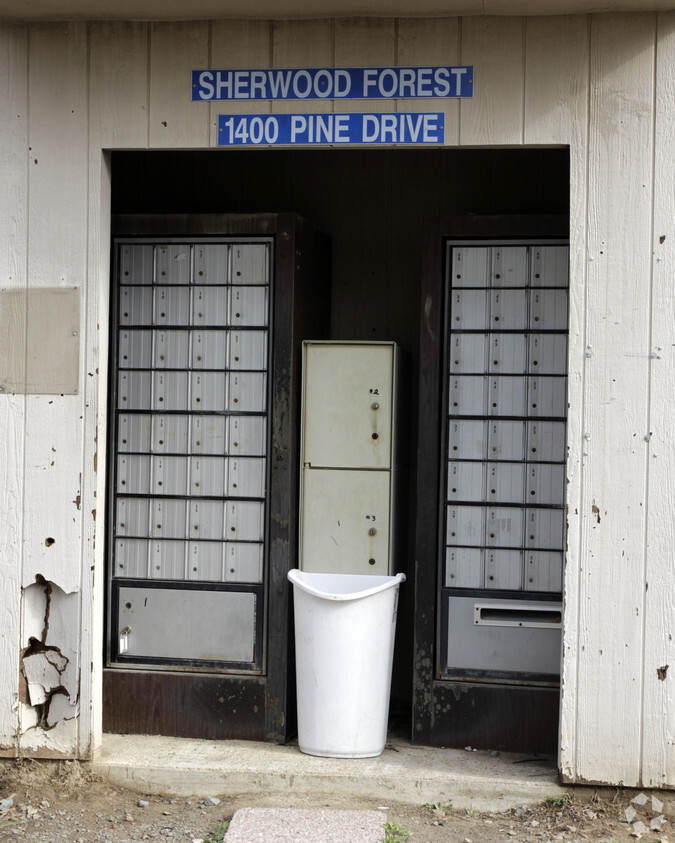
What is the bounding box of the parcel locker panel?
[193,286,229,326]
[229,286,269,326]
[447,461,484,502]
[188,541,224,581]
[117,455,151,495]
[120,286,153,325]
[449,420,486,460]
[527,421,566,462]
[227,457,266,498]
[491,246,528,287]
[118,414,152,453]
[190,456,227,497]
[445,547,483,588]
[120,244,154,285]
[226,500,265,542]
[231,243,269,285]
[153,371,189,412]
[449,376,486,416]
[150,540,186,580]
[485,549,523,590]
[451,246,490,287]
[192,330,228,370]
[119,329,152,369]
[154,286,191,325]
[154,330,189,369]
[450,290,488,330]
[488,334,527,374]
[446,505,484,547]
[191,415,227,455]
[530,246,568,287]
[302,343,394,470]
[228,415,267,456]
[300,468,391,575]
[152,499,188,539]
[226,372,267,413]
[156,244,191,285]
[528,334,567,375]
[530,289,568,330]
[489,289,528,330]
[487,420,526,461]
[194,244,228,284]
[117,586,257,664]
[525,551,563,592]
[449,334,487,374]
[114,538,149,578]
[225,542,264,583]
[153,415,189,454]
[152,455,188,496]
[228,330,268,371]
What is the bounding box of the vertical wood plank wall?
[0,13,673,788]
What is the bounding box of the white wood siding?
[0,14,672,787]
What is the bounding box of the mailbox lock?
[372,433,379,440]
[368,527,377,536]
[368,558,376,566]
[371,402,379,410]
[121,626,132,635]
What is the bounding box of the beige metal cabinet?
[299,341,401,576]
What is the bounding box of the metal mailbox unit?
[104,214,330,742]
[298,341,403,576]
[414,216,569,754]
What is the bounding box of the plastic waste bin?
[287,569,406,758]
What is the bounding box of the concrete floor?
[94,733,567,812]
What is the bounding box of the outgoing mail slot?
[527,463,565,506]
[191,415,227,455]
[530,245,568,287]
[228,415,267,456]
[193,286,229,326]
[528,376,567,418]
[190,499,225,540]
[486,506,524,548]
[119,286,153,325]
[225,542,264,583]
[153,414,189,454]
[447,461,484,502]
[227,372,267,413]
[487,420,525,461]
[491,246,528,287]
[485,549,522,589]
[192,330,228,369]
[488,334,527,374]
[488,376,526,417]
[156,244,191,284]
[449,376,486,416]
[115,538,149,578]
[120,244,154,285]
[117,454,151,494]
[449,334,487,374]
[451,246,489,288]
[450,290,488,330]
[152,499,188,539]
[191,372,226,412]
[525,550,563,592]
[226,500,265,542]
[228,286,269,326]
[150,540,186,579]
[446,504,484,547]
[227,457,266,497]
[191,456,227,497]
[118,413,152,452]
[188,541,224,581]
[119,329,152,368]
[448,419,486,460]
[152,455,188,496]
[118,371,151,411]
[231,243,269,285]
[527,420,566,462]
[116,497,150,537]
[490,289,528,330]
[228,330,268,370]
[194,244,228,284]
[154,330,189,369]
[473,600,562,628]
[529,334,567,375]
[154,286,191,325]
[154,371,189,412]
[487,462,525,503]
[445,547,483,588]
[530,289,568,330]
[526,508,565,550]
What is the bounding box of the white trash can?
[287,569,406,758]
